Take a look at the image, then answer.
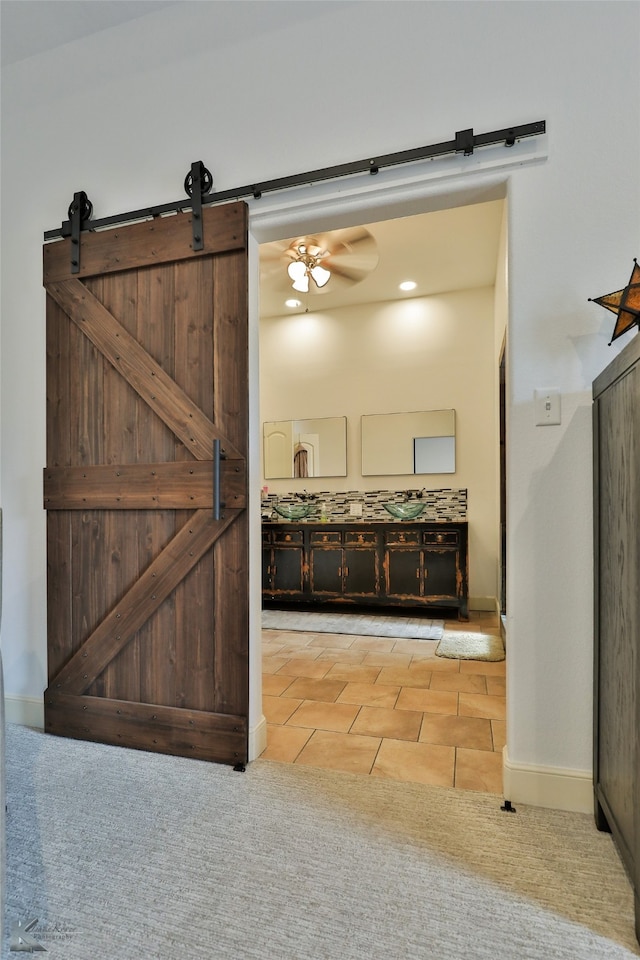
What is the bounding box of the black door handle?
[213,438,226,520]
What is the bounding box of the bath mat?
[262,609,444,641]
[435,630,505,661]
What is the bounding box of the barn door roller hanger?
[47,120,546,274]
[65,160,212,274]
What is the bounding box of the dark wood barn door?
[42,202,249,766]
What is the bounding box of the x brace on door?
[43,277,246,701]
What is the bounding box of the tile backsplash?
[261,488,467,522]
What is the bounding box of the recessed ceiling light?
[399,280,417,292]
[285,298,302,308]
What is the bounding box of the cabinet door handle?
[338,567,342,577]
[416,568,420,579]
[344,566,349,577]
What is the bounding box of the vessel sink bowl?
[273,503,315,520]
[382,502,426,520]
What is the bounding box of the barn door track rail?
[45,120,546,269]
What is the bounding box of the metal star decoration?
[589,259,640,345]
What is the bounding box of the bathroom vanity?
[262,520,468,620]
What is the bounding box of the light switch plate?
[534,388,561,426]
[349,502,363,516]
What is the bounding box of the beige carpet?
[436,630,505,661]
[5,723,638,959]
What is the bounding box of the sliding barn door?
[43,202,249,766]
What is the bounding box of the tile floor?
[261,611,505,794]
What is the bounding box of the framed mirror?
[361,409,456,475]
[263,416,347,479]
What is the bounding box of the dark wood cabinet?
[343,546,379,598]
[385,531,423,600]
[343,528,380,599]
[384,526,462,608]
[309,530,342,596]
[262,527,305,597]
[309,528,380,600]
[424,542,460,599]
[593,333,640,944]
[263,521,468,619]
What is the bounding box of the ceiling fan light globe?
[292,274,310,293]
[288,261,306,282]
[311,264,331,288]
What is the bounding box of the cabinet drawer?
[423,529,459,546]
[273,529,304,545]
[310,530,342,545]
[385,528,420,546]
[344,530,377,546]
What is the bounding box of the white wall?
[260,287,499,604]
[2,1,639,808]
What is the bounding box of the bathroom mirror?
[263,416,347,479]
[361,409,456,475]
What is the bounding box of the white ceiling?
[0,0,177,65]
[259,200,505,319]
[1,2,504,316]
[0,0,337,66]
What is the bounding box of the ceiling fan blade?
[317,228,379,279]
[325,263,372,285]
[260,239,296,263]
[313,226,373,252]
[326,247,378,272]
[259,241,301,285]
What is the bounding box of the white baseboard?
[469,596,498,612]
[6,698,593,812]
[249,715,267,761]
[5,695,44,729]
[503,747,593,814]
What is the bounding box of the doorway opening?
[252,184,508,789]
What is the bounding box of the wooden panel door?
[42,202,249,766]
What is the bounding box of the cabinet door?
[344,548,379,598]
[271,546,305,594]
[385,548,422,598]
[424,548,458,598]
[310,546,343,595]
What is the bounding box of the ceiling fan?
[260,226,379,296]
